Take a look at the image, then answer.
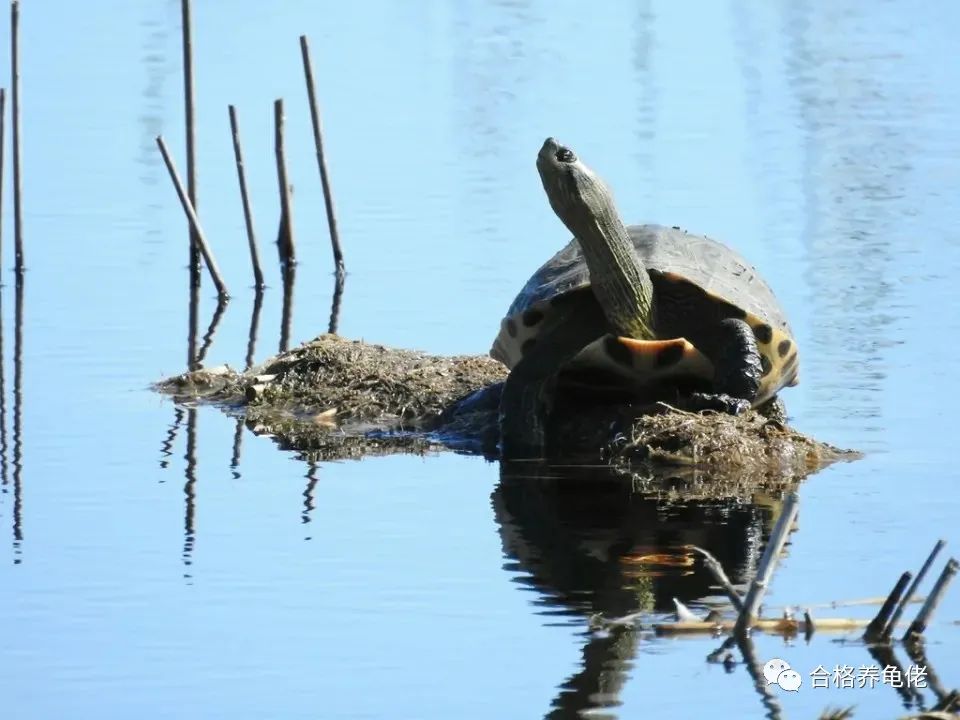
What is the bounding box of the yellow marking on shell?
[492,282,801,407]
[658,270,689,284]
[694,286,799,405]
[490,302,552,369]
[611,337,714,382]
[742,312,800,403]
[562,336,715,397]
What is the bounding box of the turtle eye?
[556,147,576,163]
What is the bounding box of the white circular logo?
[763,658,803,692]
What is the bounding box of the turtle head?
[536,138,655,340]
[537,137,578,167]
[537,138,595,225]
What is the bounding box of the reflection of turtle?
[494,138,799,455]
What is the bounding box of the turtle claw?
[685,392,751,416]
[756,396,788,424]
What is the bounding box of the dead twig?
[156,135,230,299]
[882,539,945,642]
[863,571,912,642]
[688,545,744,612]
[903,557,959,644]
[734,491,799,635]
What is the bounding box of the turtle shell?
[491,224,798,404]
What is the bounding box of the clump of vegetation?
[156,333,856,483]
[158,333,505,420]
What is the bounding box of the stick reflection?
[230,289,264,479]
[195,295,227,367]
[302,458,318,537]
[160,407,184,471]
[182,407,197,580]
[11,272,24,562]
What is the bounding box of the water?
[1,1,959,718]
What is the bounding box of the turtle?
[493,137,799,456]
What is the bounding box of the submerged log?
[155,334,856,482]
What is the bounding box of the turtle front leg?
[687,318,762,415]
[499,372,554,457]
[499,297,607,459]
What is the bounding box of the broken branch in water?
[903,557,959,644]
[688,545,744,612]
[657,532,955,646]
[654,615,868,636]
[156,135,230,299]
[734,491,799,635]
[881,538,945,642]
[863,571,912,642]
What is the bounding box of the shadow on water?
[493,461,779,718]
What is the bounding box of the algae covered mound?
[245,334,506,423]
[157,334,506,422]
[155,333,855,479]
[613,407,851,495]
